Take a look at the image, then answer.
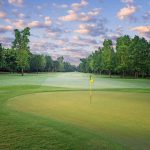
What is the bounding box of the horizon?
[0,0,150,65]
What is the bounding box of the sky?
[0,0,150,65]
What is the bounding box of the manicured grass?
[0,73,150,150]
[0,72,150,89]
[8,91,150,150]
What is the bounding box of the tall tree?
[0,43,5,70]
[116,35,131,77]
[12,27,30,76]
[102,39,115,77]
[129,36,150,78]
[92,48,103,74]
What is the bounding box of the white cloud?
[74,21,107,36]
[0,25,13,33]
[13,19,25,29]
[45,27,62,38]
[28,17,52,28]
[71,36,97,47]
[8,0,24,6]
[121,0,134,3]
[53,3,68,9]
[75,24,91,34]
[18,13,26,18]
[59,8,101,22]
[71,0,88,11]
[44,16,52,26]
[28,21,42,28]
[131,26,150,33]
[117,6,137,20]
[130,26,150,39]
[59,10,78,21]
[0,11,7,18]
[143,11,150,21]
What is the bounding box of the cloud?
[0,11,7,18]
[56,38,68,45]
[59,10,78,21]
[121,0,134,3]
[71,0,88,11]
[44,16,52,26]
[28,21,42,28]
[53,3,68,9]
[143,11,150,21]
[44,27,63,38]
[106,33,122,41]
[117,6,137,20]
[74,19,107,36]
[0,25,13,33]
[59,8,101,22]
[0,36,14,47]
[131,26,150,33]
[62,47,90,60]
[131,26,150,38]
[8,0,24,6]
[63,56,80,66]
[12,9,30,19]
[13,19,26,29]
[28,17,52,28]
[71,36,97,47]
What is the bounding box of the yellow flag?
[89,75,94,84]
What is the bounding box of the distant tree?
[92,48,103,74]
[0,43,5,70]
[79,58,88,73]
[30,54,46,73]
[116,35,131,77]
[5,48,17,73]
[129,36,150,78]
[45,55,53,72]
[57,56,64,72]
[53,60,59,72]
[64,62,77,72]
[102,39,115,77]
[12,27,30,76]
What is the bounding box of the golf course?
[0,72,150,150]
[1,0,150,149]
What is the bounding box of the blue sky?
[0,0,150,65]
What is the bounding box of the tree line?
[79,35,150,78]
[0,27,76,75]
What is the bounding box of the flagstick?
[90,83,92,104]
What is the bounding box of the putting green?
[8,91,150,150]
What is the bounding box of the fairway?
[0,72,150,89]
[8,91,150,150]
[0,73,150,150]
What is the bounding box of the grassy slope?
[0,86,126,150]
[0,73,150,150]
[8,91,150,150]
